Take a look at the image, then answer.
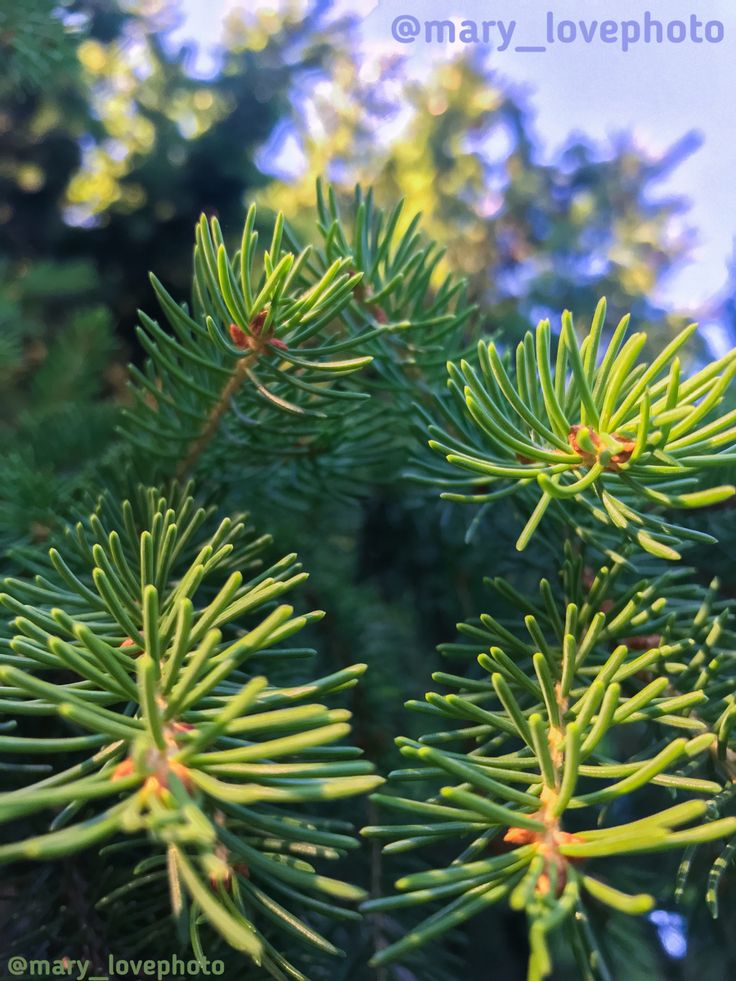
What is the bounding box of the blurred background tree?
[1,1,733,978]
[260,48,699,346]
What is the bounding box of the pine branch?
[3,178,735,979]
[124,184,477,503]
[362,547,736,978]
[414,298,736,559]
[0,488,383,976]
[123,205,372,481]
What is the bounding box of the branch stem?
[176,355,255,478]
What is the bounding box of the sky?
[174,0,736,324]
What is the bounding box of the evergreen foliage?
[1,9,735,974]
[415,299,736,559]
[120,183,476,506]
[1,184,734,980]
[0,0,79,96]
[0,258,120,555]
[0,486,382,975]
[365,554,736,979]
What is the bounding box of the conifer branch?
[364,550,736,977]
[0,488,382,976]
[124,184,477,502]
[3,179,735,978]
[414,298,736,558]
